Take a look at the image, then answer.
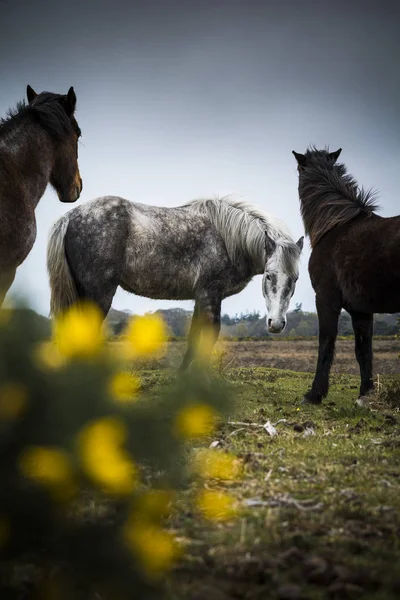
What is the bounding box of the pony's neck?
[298,164,368,247]
[0,119,54,210]
[299,164,357,205]
[217,204,271,273]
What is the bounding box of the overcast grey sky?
[1,0,399,317]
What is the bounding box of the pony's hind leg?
[303,295,341,405]
[64,220,126,318]
[350,311,374,401]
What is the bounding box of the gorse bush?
[0,302,238,599]
[378,376,400,407]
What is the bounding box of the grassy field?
[160,359,400,600]
[136,338,400,600]
[3,339,400,599]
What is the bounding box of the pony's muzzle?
[75,177,83,200]
[267,318,286,334]
[58,174,83,203]
[75,175,83,199]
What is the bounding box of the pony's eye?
[266,274,271,281]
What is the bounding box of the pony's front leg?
[0,268,16,308]
[180,304,201,371]
[198,297,222,361]
[180,295,221,371]
[303,296,341,405]
[350,311,374,400]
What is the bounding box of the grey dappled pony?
[47,195,303,369]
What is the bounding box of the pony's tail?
[47,215,78,316]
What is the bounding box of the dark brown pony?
[292,146,400,405]
[0,86,83,305]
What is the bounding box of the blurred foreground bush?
[0,302,236,599]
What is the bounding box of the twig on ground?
[264,468,273,481]
[228,421,268,428]
[228,428,247,437]
[244,493,323,512]
[227,420,280,436]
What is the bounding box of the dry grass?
[134,338,400,376]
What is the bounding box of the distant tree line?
[12,305,397,340]
[106,304,400,339]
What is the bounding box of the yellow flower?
[19,447,75,501]
[135,489,175,521]
[0,516,9,548]
[192,449,242,481]
[124,520,180,577]
[175,404,216,439]
[123,314,167,358]
[196,490,237,521]
[0,382,28,421]
[78,417,137,495]
[53,302,104,360]
[34,341,65,370]
[108,371,140,403]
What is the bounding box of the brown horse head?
[27,85,82,203]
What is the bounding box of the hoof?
[355,396,371,408]
[301,395,322,406]
[187,359,200,373]
[356,388,375,408]
[301,397,312,405]
[187,360,211,380]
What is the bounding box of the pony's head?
[262,234,304,334]
[27,85,83,203]
[292,147,342,173]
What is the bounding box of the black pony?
[292,146,400,405]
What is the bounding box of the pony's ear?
[292,150,307,166]
[296,236,304,252]
[64,86,77,116]
[26,85,37,104]
[329,148,342,162]
[265,232,276,255]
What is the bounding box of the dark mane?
[299,146,379,246]
[0,93,79,140]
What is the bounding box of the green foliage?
[107,308,132,336]
[379,375,400,407]
[0,305,233,599]
[166,367,400,599]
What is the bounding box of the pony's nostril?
[281,320,286,328]
[267,318,272,328]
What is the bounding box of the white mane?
[184,195,300,276]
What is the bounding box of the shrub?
[0,302,236,599]
[378,376,400,407]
